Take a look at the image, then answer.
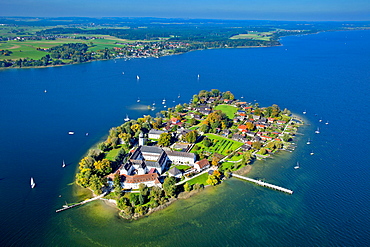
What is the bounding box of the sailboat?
[136,75,140,80]
[307,138,311,145]
[30,177,36,189]
[325,121,329,125]
[319,119,323,122]
[315,127,320,134]
[124,114,130,121]
[178,94,181,98]
[137,97,140,103]
[310,151,315,155]
[303,110,307,114]
[294,162,300,169]
[197,74,200,79]
[62,160,66,168]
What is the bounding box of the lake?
[0,30,369,246]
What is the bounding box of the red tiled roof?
[195,159,210,169]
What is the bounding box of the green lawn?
[175,165,191,171]
[105,148,122,161]
[214,104,237,119]
[187,173,209,186]
[220,162,234,170]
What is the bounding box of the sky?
[1,0,370,21]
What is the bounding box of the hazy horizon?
[1,0,369,21]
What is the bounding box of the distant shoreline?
[0,44,278,70]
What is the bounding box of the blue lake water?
[0,30,369,246]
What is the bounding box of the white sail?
[62,160,66,168]
[31,177,36,188]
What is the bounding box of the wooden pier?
[232,174,293,194]
[56,192,107,213]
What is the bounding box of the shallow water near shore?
[0,30,369,246]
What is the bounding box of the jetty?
[56,192,107,213]
[232,174,293,194]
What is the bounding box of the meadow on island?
[74,89,302,219]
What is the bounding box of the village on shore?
[75,89,302,219]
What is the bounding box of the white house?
[148,129,167,139]
[120,173,162,190]
[194,159,210,172]
[165,150,196,165]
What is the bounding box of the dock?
[56,192,107,213]
[232,174,293,194]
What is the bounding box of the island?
[74,89,302,219]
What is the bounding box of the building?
[168,167,183,178]
[165,150,196,165]
[120,145,168,175]
[194,159,210,172]
[120,173,162,189]
[148,129,167,139]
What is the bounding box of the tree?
[183,182,192,192]
[282,134,291,142]
[117,197,129,210]
[252,141,262,149]
[158,132,171,147]
[131,123,141,133]
[139,183,149,197]
[113,173,121,190]
[199,124,210,133]
[192,94,199,104]
[89,174,104,194]
[129,193,140,206]
[259,148,267,155]
[185,130,198,143]
[163,176,177,197]
[211,156,220,166]
[206,174,219,186]
[149,185,163,202]
[222,91,234,100]
[118,133,131,144]
[93,159,112,176]
[203,137,212,147]
[246,122,255,130]
[211,89,220,97]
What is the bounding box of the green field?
[187,173,209,186]
[205,134,244,156]
[214,104,237,119]
[230,31,273,41]
[0,35,140,60]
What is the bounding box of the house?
[238,125,248,132]
[120,173,162,190]
[252,115,261,120]
[148,129,167,139]
[165,150,196,165]
[246,131,256,138]
[241,144,252,151]
[194,159,210,172]
[168,167,183,178]
[267,117,275,123]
